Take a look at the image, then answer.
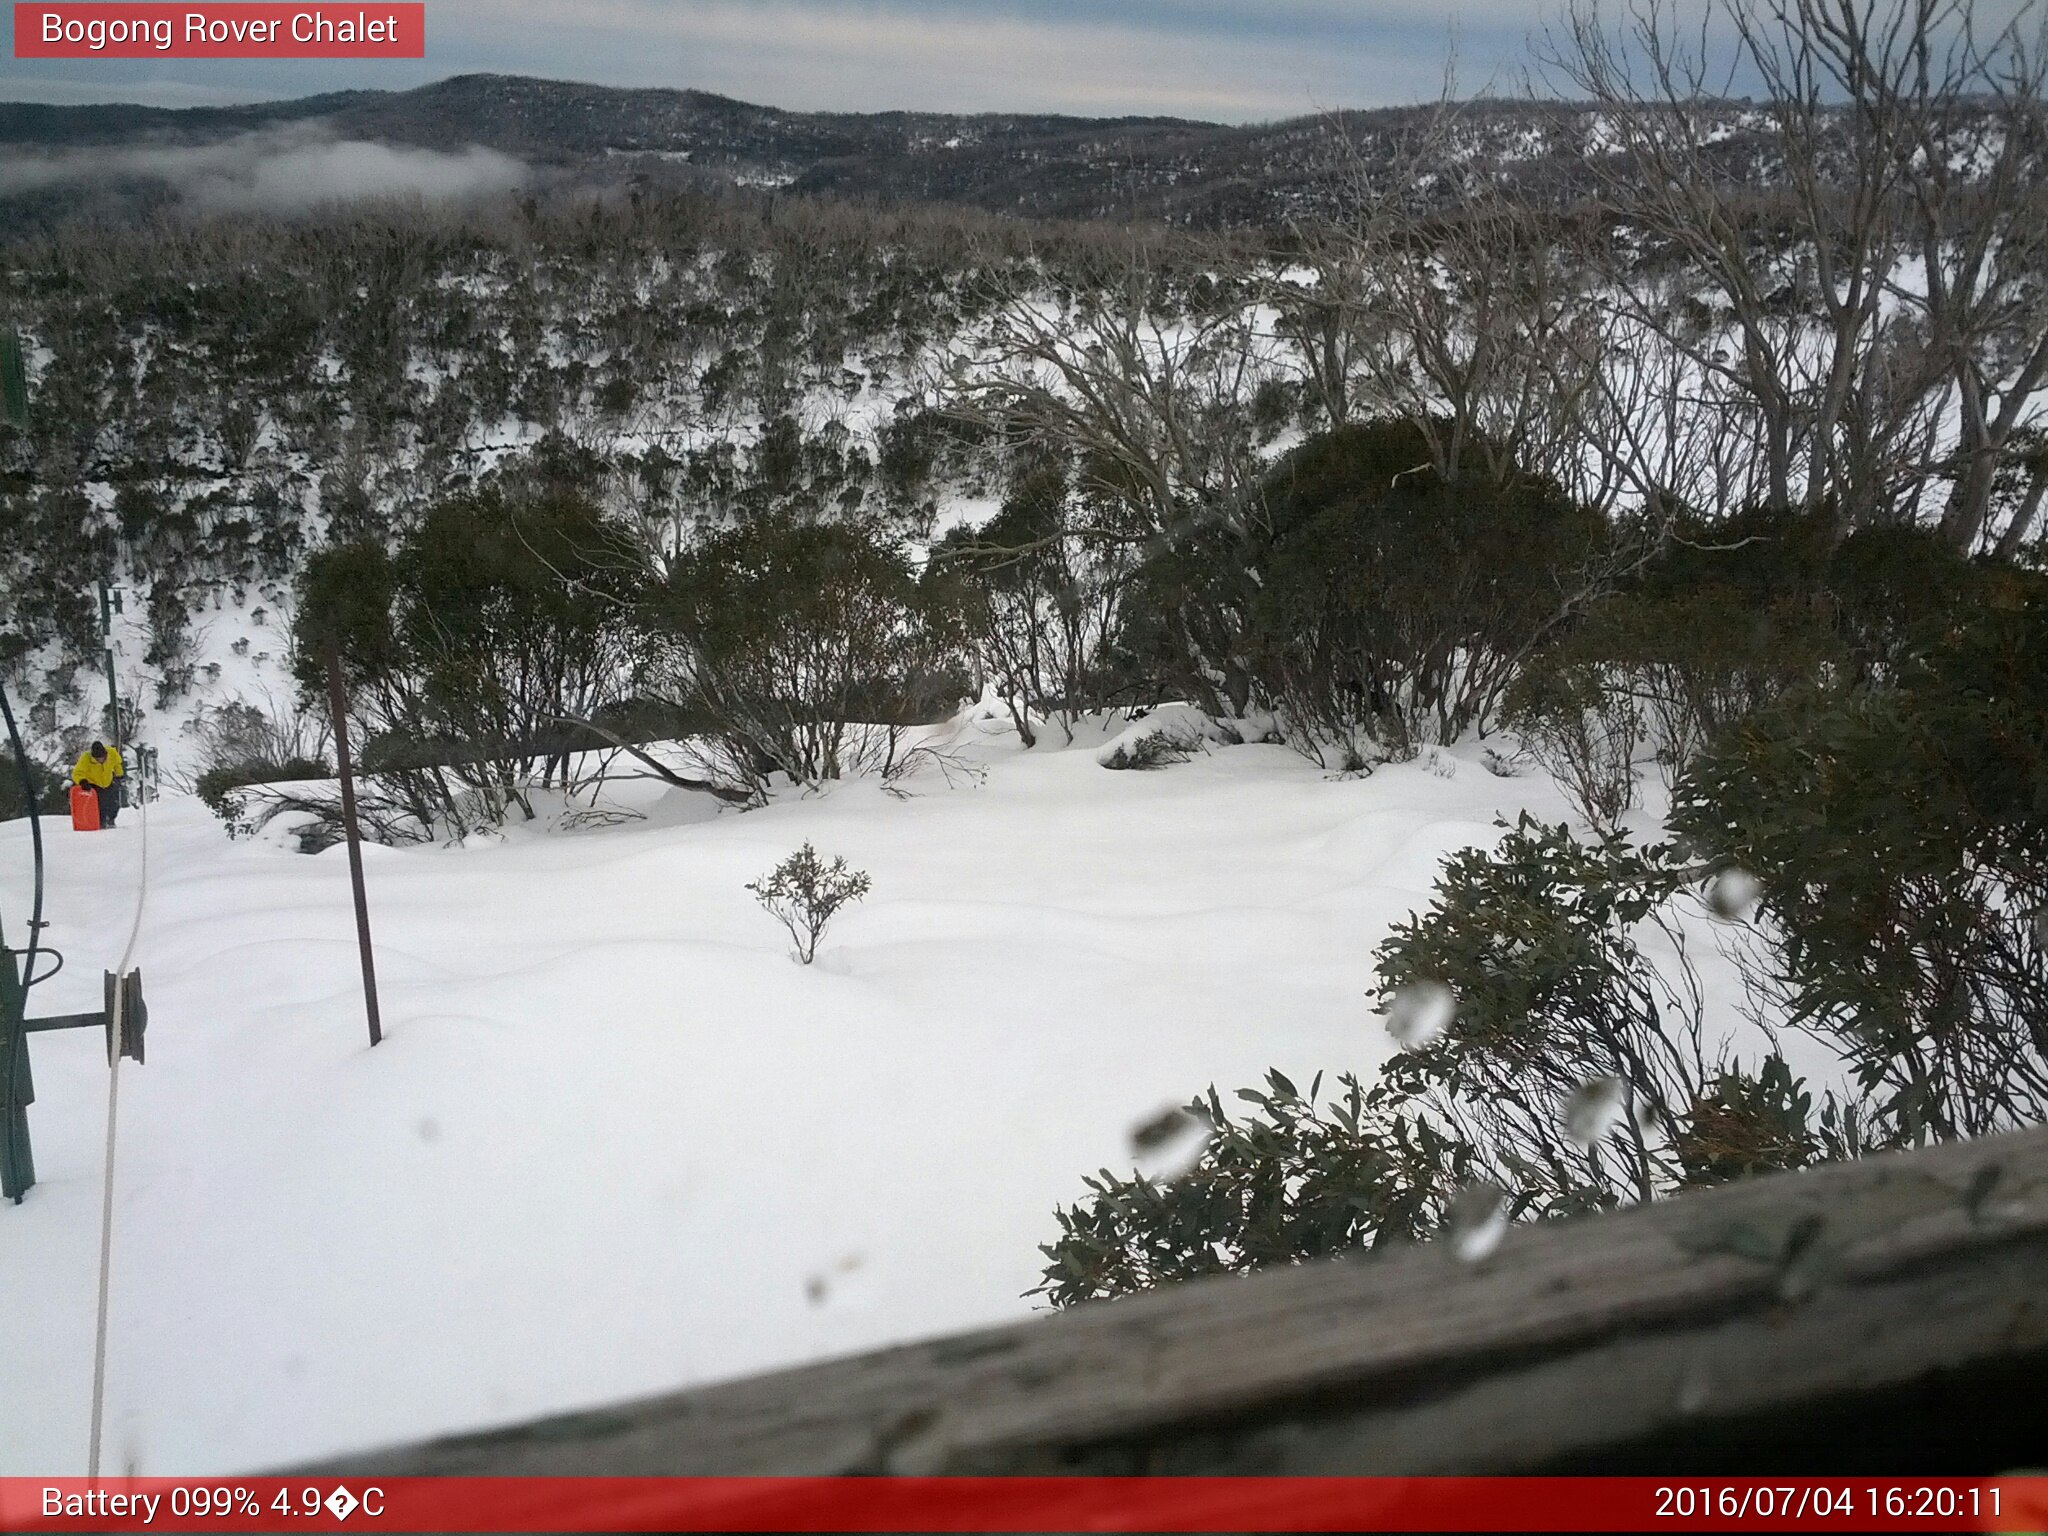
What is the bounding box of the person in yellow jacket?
[73,740,126,827]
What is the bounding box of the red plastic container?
[70,782,101,832]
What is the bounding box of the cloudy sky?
[0,0,1560,121]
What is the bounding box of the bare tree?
[1545,0,2048,547]
[944,242,1278,714]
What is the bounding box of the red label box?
[5,1477,2048,1533]
[14,4,424,58]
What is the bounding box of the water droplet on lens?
[1707,867,1761,921]
[1129,1105,1192,1153]
[1384,980,1455,1049]
[1563,1076,1626,1150]
[1632,1097,1672,1139]
[1446,1181,1508,1262]
[1131,1104,1211,1181]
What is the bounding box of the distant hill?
[0,72,1793,227]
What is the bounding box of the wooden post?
[324,645,383,1048]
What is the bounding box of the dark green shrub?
[1235,420,1608,757]
[1034,1072,1460,1307]
[195,756,329,817]
[0,748,65,822]
[1372,817,1705,1217]
[195,756,334,841]
[1825,522,2001,681]
[1671,1059,1834,1187]
[654,518,972,794]
[1036,817,1871,1306]
[296,487,643,834]
[1509,505,1861,778]
[1671,574,2048,1140]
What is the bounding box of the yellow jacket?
[73,747,124,788]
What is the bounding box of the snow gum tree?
[294,487,642,836]
[650,518,974,798]
[932,455,1135,746]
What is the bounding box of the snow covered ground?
[0,716,1578,1475]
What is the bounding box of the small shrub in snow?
[748,842,873,964]
[1333,739,1373,777]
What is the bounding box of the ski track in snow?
[3,728,1582,1474]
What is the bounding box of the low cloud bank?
[0,125,530,213]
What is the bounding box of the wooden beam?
[308,1125,2048,1476]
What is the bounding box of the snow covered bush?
[1094,705,1228,770]
[747,842,873,965]
[1099,728,1199,771]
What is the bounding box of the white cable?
[88,757,149,1477]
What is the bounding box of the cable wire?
[88,754,149,1477]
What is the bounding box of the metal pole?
[1,947,32,1203]
[324,645,383,1047]
[1,679,47,1204]
[97,580,121,749]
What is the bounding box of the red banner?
[13,4,424,58]
[2,1477,2047,1532]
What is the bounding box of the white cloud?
[0,125,530,212]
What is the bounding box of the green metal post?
[0,327,26,430]
[0,963,146,1205]
[2,328,42,1202]
[98,579,122,749]
[1,948,33,1203]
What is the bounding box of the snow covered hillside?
[0,715,1579,1475]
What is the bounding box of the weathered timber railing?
[312,1126,2048,1476]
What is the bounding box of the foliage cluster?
[1040,552,2048,1306]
